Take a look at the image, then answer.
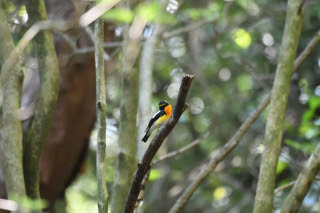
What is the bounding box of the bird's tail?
[142,133,150,142]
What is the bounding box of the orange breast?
[164,105,172,117]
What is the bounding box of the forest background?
[1,0,320,213]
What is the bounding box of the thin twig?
[0,20,70,87]
[168,29,320,213]
[95,18,108,213]
[85,26,110,61]
[123,75,194,213]
[60,32,122,56]
[1,0,121,86]
[162,18,216,39]
[274,181,296,194]
[281,143,320,212]
[153,131,210,166]
[274,176,320,194]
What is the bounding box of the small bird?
[142,100,172,142]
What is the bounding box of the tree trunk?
[111,24,141,213]
[253,0,303,212]
[137,25,162,158]
[0,5,27,200]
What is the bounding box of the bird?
[142,100,172,142]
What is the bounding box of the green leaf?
[182,8,203,20]
[276,160,288,174]
[213,186,227,200]
[136,2,175,24]
[232,28,252,49]
[284,139,315,154]
[302,109,314,122]
[299,122,320,139]
[102,8,134,23]
[309,96,320,110]
[11,195,48,211]
[236,74,253,92]
[149,169,162,181]
[137,2,161,22]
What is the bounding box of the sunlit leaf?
[309,96,320,110]
[149,169,162,181]
[102,8,134,23]
[232,28,252,49]
[213,186,227,200]
[18,5,27,16]
[276,161,288,174]
[302,110,314,122]
[137,2,161,22]
[11,195,48,211]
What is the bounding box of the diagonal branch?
[123,74,194,213]
[168,29,320,213]
[280,143,320,213]
[153,131,209,166]
[79,0,121,27]
[162,18,217,39]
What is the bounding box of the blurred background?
[1,0,320,212]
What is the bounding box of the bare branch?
[162,18,216,39]
[60,32,121,57]
[79,0,121,27]
[153,131,209,166]
[85,26,111,61]
[0,20,70,88]
[1,0,122,86]
[280,143,320,212]
[95,18,109,213]
[274,181,296,194]
[293,30,320,70]
[123,74,194,213]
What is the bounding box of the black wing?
[145,110,165,132]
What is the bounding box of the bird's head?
[159,100,169,110]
